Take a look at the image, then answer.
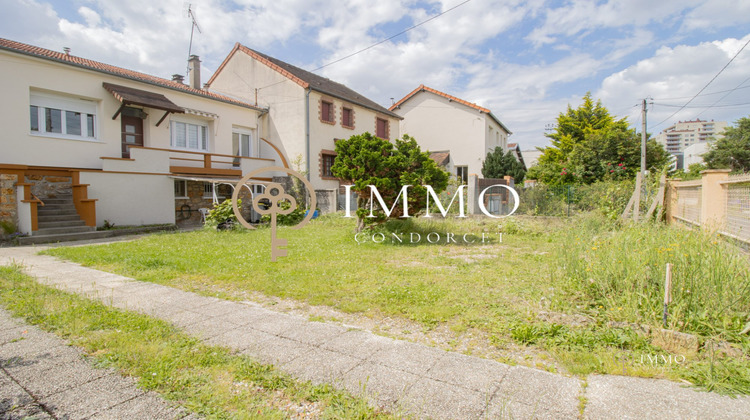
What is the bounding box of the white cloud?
[597,35,750,131]
[526,0,703,48]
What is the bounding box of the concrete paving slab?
[366,339,447,376]
[244,334,313,366]
[585,374,750,419]
[1,402,54,419]
[488,365,581,419]
[203,327,278,352]
[39,373,145,418]
[275,319,347,346]
[5,356,110,399]
[0,371,34,413]
[402,378,489,419]
[320,329,400,360]
[280,347,363,384]
[339,361,421,409]
[425,351,509,393]
[88,393,187,419]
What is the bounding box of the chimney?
[63,47,71,56]
[188,55,201,89]
[172,74,185,84]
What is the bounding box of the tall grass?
[555,218,750,341]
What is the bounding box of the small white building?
[390,85,511,183]
[683,142,711,168]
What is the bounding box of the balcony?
[100,144,284,178]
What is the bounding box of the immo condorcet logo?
[232,166,520,262]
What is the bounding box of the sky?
[2,0,750,150]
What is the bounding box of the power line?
[256,0,472,92]
[310,0,472,72]
[651,36,750,130]
[696,76,750,117]
[653,84,750,101]
[653,101,750,108]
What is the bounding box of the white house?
[205,43,402,211]
[389,85,511,182]
[0,38,286,242]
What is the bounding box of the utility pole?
[641,99,647,178]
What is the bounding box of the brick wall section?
[0,174,18,233]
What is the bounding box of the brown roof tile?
[0,38,263,111]
[208,43,401,119]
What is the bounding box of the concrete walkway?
[0,308,194,419]
[2,245,750,419]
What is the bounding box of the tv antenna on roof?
[184,3,202,78]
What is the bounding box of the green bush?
[205,199,240,229]
[260,201,306,226]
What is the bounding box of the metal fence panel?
[725,182,750,242]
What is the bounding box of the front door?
[121,114,144,158]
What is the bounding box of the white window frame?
[203,182,224,200]
[170,118,209,152]
[174,180,188,199]
[29,91,98,141]
[456,166,468,184]
[232,127,257,158]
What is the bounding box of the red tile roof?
[0,38,263,111]
[390,84,511,134]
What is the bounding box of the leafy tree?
[528,92,669,185]
[332,133,449,231]
[672,163,706,181]
[482,147,526,183]
[704,116,750,172]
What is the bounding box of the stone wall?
[25,174,72,199]
[0,174,18,235]
[174,181,254,227]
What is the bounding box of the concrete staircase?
[18,194,110,245]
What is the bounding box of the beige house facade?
[206,43,402,211]
[0,38,286,240]
[390,85,511,182]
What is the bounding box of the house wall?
[484,118,509,158]
[0,49,261,171]
[207,51,306,169]
[395,91,487,176]
[79,171,174,226]
[307,90,400,192]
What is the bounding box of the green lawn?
[44,213,750,394]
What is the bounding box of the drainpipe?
[304,88,311,180]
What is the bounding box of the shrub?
[205,199,240,230]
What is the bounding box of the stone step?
[38,204,77,211]
[42,198,74,205]
[37,214,82,222]
[37,208,79,216]
[33,226,94,236]
[17,230,115,246]
[37,220,87,229]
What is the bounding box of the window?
[376,117,389,139]
[174,180,187,198]
[203,182,222,199]
[171,120,208,151]
[29,92,97,140]
[320,100,334,124]
[456,166,468,184]
[341,107,354,128]
[321,152,336,178]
